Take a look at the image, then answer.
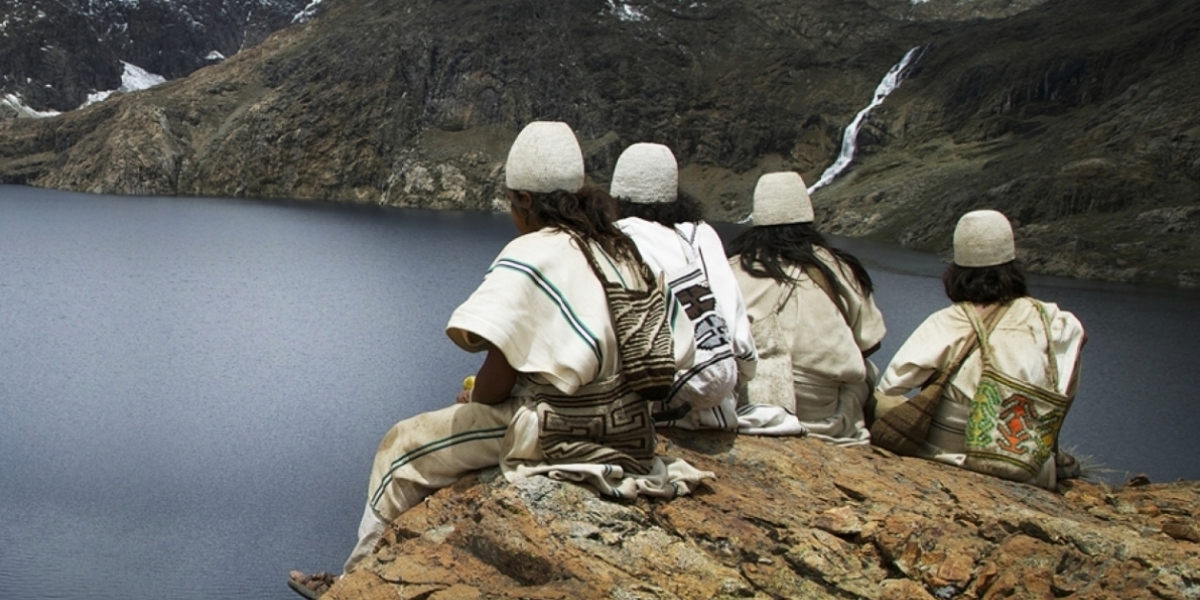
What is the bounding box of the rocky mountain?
[0,0,312,111]
[1,0,1197,286]
[316,429,1200,600]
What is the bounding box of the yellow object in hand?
[462,375,476,390]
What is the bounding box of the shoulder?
[1023,297,1085,338]
[617,217,670,237]
[692,221,719,239]
[812,246,857,281]
[497,229,577,259]
[915,304,968,333]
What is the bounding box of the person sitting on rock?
[874,209,1085,489]
[726,171,886,444]
[288,121,712,599]
[610,142,758,431]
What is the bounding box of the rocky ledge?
[323,430,1199,600]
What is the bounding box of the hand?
[456,389,472,404]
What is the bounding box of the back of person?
[609,142,757,431]
[875,210,1085,489]
[727,172,886,444]
[733,246,877,385]
[288,123,715,598]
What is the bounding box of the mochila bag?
[870,303,1009,456]
[652,223,737,422]
[963,299,1073,483]
[736,279,796,411]
[737,261,856,413]
[575,236,677,402]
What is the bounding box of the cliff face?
[321,430,1200,600]
[0,0,311,111]
[816,0,1200,286]
[1,0,1198,286]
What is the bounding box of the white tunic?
[346,229,712,574]
[730,248,887,444]
[876,298,1085,487]
[617,217,757,430]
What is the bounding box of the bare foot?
[288,571,336,598]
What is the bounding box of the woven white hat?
[752,172,814,226]
[610,143,678,204]
[505,121,585,193]
[953,209,1016,267]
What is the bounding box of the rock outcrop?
[1,0,1198,286]
[322,430,1200,600]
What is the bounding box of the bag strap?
[573,234,657,292]
[942,302,1011,387]
[964,299,1057,387]
[800,262,846,321]
[673,222,700,261]
[675,223,716,284]
[1031,299,1061,391]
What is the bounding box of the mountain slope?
[1,0,1197,285]
[0,0,310,111]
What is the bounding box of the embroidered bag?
[576,236,677,402]
[963,299,1073,483]
[737,261,845,412]
[870,303,1008,456]
[652,223,736,421]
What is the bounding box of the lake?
[1,185,1197,600]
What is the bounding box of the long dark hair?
[615,191,704,226]
[942,261,1028,304]
[512,185,640,264]
[726,223,875,296]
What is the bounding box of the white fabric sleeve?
[875,312,951,397]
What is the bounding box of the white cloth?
[350,230,710,573]
[617,218,757,431]
[731,248,886,444]
[876,298,1085,487]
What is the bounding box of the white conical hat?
[610,143,678,204]
[953,209,1016,267]
[504,121,585,193]
[752,171,813,226]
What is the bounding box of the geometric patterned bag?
[574,236,677,403]
[963,299,1073,483]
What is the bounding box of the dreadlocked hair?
[515,185,640,264]
[615,190,704,226]
[727,222,875,296]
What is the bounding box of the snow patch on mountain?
[79,61,167,109]
[2,93,61,118]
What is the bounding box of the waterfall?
[807,45,925,194]
[738,45,925,224]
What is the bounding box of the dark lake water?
[1,185,1197,600]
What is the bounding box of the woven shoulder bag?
[576,236,677,402]
[870,303,1008,456]
[963,299,1073,483]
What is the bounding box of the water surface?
[1,186,1196,600]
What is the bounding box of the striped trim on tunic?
[491,258,603,368]
[370,425,509,510]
